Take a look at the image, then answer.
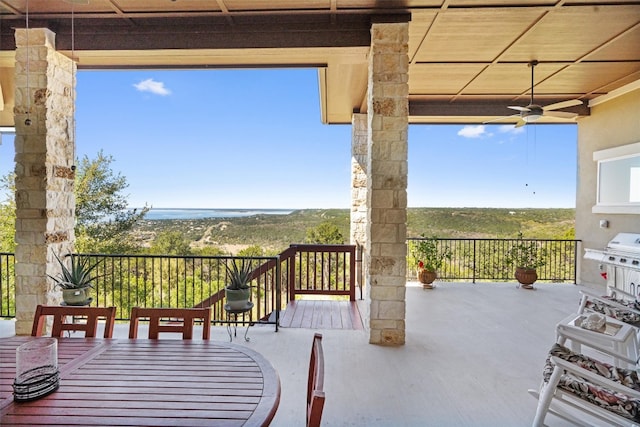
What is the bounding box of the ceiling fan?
[487,60,583,127]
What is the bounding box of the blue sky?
[0,68,577,209]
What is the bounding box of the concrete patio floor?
[1,281,588,426]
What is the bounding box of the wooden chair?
[128,307,211,339]
[31,305,116,338]
[307,332,325,427]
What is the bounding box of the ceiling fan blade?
[483,114,519,124]
[543,99,582,111]
[544,111,578,119]
[508,105,530,112]
[515,119,527,128]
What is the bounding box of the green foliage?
[505,233,548,270]
[131,208,574,253]
[407,208,575,238]
[192,246,226,256]
[133,209,351,252]
[0,174,15,252]
[149,231,192,255]
[74,151,149,252]
[238,245,265,257]
[412,234,452,272]
[47,252,104,290]
[225,259,253,290]
[305,221,344,244]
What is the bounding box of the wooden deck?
[278,300,363,330]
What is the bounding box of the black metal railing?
[0,253,15,318]
[0,239,578,319]
[82,254,281,327]
[0,245,357,321]
[407,238,580,283]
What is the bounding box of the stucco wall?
[576,87,640,288]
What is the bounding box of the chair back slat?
[128,307,211,340]
[307,332,325,427]
[31,305,116,338]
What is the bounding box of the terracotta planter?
[417,269,437,289]
[515,267,537,289]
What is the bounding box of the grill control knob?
[620,258,627,263]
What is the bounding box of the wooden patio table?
[0,336,280,426]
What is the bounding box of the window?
[593,142,640,214]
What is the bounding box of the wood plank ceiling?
[0,0,638,125]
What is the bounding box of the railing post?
[472,239,477,284]
[275,255,281,332]
[289,247,297,302]
[349,245,356,301]
[355,243,363,300]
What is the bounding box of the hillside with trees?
[131,207,575,254]
[0,150,575,256]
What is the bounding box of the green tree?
[75,151,149,252]
[149,230,191,255]
[0,173,16,252]
[237,245,265,257]
[193,246,226,256]
[0,152,148,253]
[305,221,344,244]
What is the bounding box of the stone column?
[350,113,368,303]
[13,28,76,335]
[366,22,409,345]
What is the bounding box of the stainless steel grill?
[584,233,640,298]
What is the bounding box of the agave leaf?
[48,252,105,290]
[225,259,253,290]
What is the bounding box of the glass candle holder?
[13,338,60,402]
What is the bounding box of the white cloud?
[133,79,171,96]
[457,125,490,138]
[498,125,524,135]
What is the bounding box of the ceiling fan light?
[523,113,541,123]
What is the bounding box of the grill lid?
[606,233,640,255]
[584,233,640,271]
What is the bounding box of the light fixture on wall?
[24,0,30,126]
[62,0,89,171]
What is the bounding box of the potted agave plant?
[224,259,253,310]
[413,234,452,289]
[48,252,104,305]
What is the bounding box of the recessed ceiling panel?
[5,0,109,13]
[339,0,443,7]
[113,1,222,13]
[408,11,437,61]
[409,63,485,94]
[501,5,640,62]
[463,63,566,95]
[537,62,640,94]
[563,0,639,4]
[449,0,555,5]
[586,25,640,61]
[224,0,330,11]
[413,9,547,62]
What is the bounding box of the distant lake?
[142,208,295,221]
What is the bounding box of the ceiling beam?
[0,15,377,51]
[409,99,590,117]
